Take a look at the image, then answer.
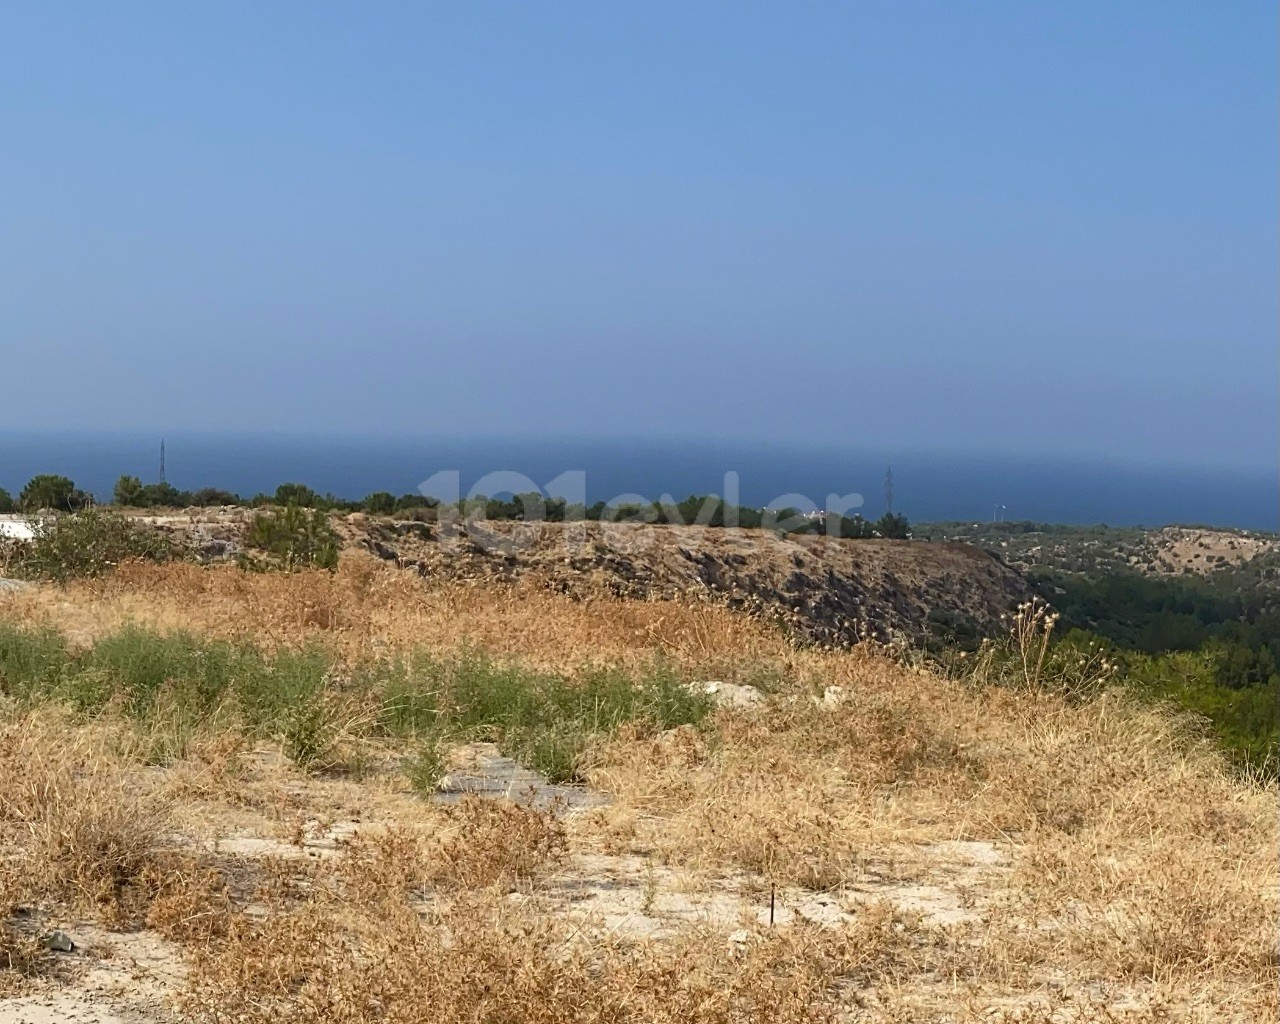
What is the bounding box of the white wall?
[0,518,36,541]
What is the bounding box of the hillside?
[923,521,1280,586]
[124,509,1035,649]
[343,518,1034,647]
[0,555,1275,1023]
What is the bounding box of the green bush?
[0,622,72,699]
[10,510,182,583]
[406,737,448,794]
[114,476,187,508]
[234,647,328,731]
[369,653,442,735]
[362,491,397,515]
[1123,645,1279,775]
[113,475,145,506]
[243,504,339,571]
[0,622,714,780]
[501,723,591,784]
[380,652,711,783]
[273,482,321,508]
[83,627,244,718]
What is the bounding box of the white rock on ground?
[692,681,764,708]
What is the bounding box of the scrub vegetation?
[0,549,1274,1021]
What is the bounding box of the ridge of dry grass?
[0,558,1276,1021]
[1,555,789,676]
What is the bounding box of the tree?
[274,482,320,508]
[190,487,241,506]
[114,477,187,508]
[139,481,185,507]
[874,512,911,539]
[114,475,145,507]
[20,474,82,512]
[0,488,14,514]
[393,493,437,511]
[363,491,396,515]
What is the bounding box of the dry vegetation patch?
[1,557,790,676]
[0,561,1276,1022]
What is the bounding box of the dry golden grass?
[0,711,168,920]
[180,887,858,1024]
[0,559,1276,1021]
[0,710,232,950]
[1,555,787,676]
[0,888,41,997]
[424,796,567,890]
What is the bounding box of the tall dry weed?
[3,557,792,675]
[181,890,857,1024]
[0,710,231,932]
[425,796,567,890]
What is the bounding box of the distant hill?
[919,521,1279,588]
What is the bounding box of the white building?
[0,517,36,541]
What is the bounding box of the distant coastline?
[1,431,1275,531]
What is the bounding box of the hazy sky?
[1,3,1275,469]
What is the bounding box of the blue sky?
[1,2,1275,469]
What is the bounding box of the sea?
[0,432,1275,531]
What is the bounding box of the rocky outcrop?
[336,519,1031,647]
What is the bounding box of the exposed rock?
[40,929,75,952]
[694,680,764,708]
[138,511,1034,647]
[329,520,1034,648]
[436,742,609,812]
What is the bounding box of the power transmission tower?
[159,440,166,484]
[884,466,894,515]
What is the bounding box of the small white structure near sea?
[0,517,37,542]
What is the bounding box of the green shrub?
[500,723,591,784]
[113,475,145,506]
[83,628,243,718]
[273,483,322,508]
[243,504,339,571]
[406,737,448,794]
[369,653,442,736]
[1124,646,1279,776]
[114,476,187,508]
[11,510,182,583]
[280,696,336,770]
[234,647,328,731]
[0,622,72,699]
[0,622,714,781]
[362,491,397,515]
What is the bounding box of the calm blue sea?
[0,432,1275,531]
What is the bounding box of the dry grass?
[424,796,567,890]
[1,555,787,676]
[0,887,41,997]
[0,559,1276,1021]
[0,711,169,921]
[0,710,230,945]
[180,890,855,1024]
